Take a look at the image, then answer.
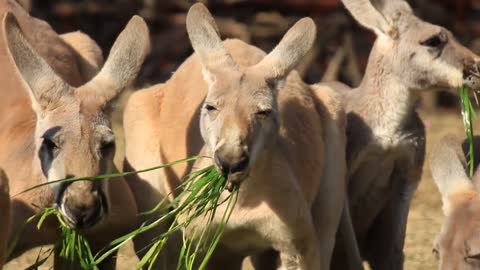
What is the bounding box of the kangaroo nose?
[215,153,230,175]
[230,156,249,174]
[214,151,250,175]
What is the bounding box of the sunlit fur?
[329,0,480,269]
[0,1,149,267]
[123,3,353,269]
[430,135,480,270]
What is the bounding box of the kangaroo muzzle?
[214,146,250,190]
[463,61,480,90]
[58,180,107,229]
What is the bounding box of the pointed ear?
[250,17,316,83]
[3,12,71,112]
[82,15,150,104]
[186,3,237,76]
[430,134,474,215]
[342,0,397,38]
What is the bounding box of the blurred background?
[5,0,480,269]
[19,0,480,109]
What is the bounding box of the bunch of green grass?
[95,165,237,270]
[24,207,96,269]
[175,166,238,270]
[20,157,238,270]
[460,85,478,177]
[19,157,198,269]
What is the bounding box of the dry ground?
[4,108,475,269]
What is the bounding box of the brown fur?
[60,31,104,81]
[0,2,149,268]
[330,0,480,269]
[0,168,10,268]
[124,3,352,269]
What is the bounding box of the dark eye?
[38,136,59,176]
[205,104,217,112]
[256,109,272,118]
[42,137,58,151]
[421,33,447,48]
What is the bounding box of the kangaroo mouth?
[463,69,480,90]
[58,188,108,230]
[225,171,248,192]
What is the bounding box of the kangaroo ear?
[3,12,72,112]
[186,3,237,77]
[81,15,150,105]
[430,134,475,216]
[250,17,316,83]
[342,0,412,39]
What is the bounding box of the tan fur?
[0,3,149,267]
[0,168,10,268]
[330,0,480,269]
[60,31,104,81]
[430,135,480,270]
[124,3,350,269]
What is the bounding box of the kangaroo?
[0,1,150,268]
[123,3,351,269]
[430,134,480,270]
[328,0,480,269]
[0,168,10,268]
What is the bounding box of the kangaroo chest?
[345,113,424,236]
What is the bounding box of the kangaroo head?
[343,0,480,91]
[430,135,480,269]
[186,3,315,186]
[3,13,150,229]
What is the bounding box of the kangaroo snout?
[463,60,480,89]
[214,147,250,184]
[59,181,107,229]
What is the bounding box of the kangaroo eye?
[256,109,272,117]
[42,137,58,150]
[39,136,59,176]
[421,33,447,48]
[205,104,217,112]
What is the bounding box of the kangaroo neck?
[352,51,419,135]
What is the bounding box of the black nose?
[62,191,105,229]
[215,154,230,175]
[65,199,103,229]
[214,153,250,175]
[230,156,249,174]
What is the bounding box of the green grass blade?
[15,156,202,197]
[460,86,477,177]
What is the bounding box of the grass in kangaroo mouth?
[460,85,478,177]
[19,157,238,270]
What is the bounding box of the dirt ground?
[3,108,475,269]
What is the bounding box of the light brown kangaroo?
[430,134,480,270]
[123,3,351,269]
[0,168,10,269]
[328,0,480,269]
[0,1,150,268]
